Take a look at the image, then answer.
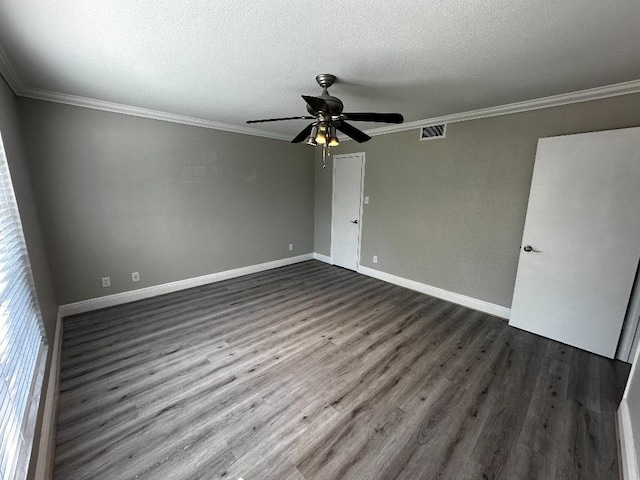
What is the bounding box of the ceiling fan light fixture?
[328,125,339,147]
[315,124,327,144]
[306,125,319,145]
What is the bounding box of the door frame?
[331,152,366,271]
[618,263,640,362]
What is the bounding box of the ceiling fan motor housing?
[306,95,343,116]
[305,74,344,117]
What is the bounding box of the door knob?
[523,245,541,253]
[351,219,359,224]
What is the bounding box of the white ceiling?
[0,0,639,139]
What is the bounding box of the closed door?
[332,153,364,271]
[509,127,640,358]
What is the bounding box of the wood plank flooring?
[54,260,630,479]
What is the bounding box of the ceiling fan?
[246,74,404,147]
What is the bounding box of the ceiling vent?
[419,124,447,141]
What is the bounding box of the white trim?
[359,79,640,138]
[624,335,640,400]
[358,265,511,319]
[34,312,63,480]
[2,38,639,144]
[356,154,366,270]
[313,252,332,264]
[618,268,640,363]
[28,76,640,142]
[59,254,313,317]
[632,331,640,370]
[617,399,639,480]
[0,44,21,93]
[17,87,291,141]
[331,153,365,272]
[618,322,640,479]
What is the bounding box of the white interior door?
[509,127,640,358]
[331,153,364,271]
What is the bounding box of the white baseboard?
[312,252,332,264]
[309,255,510,319]
[34,311,63,480]
[59,254,314,317]
[58,252,509,320]
[357,265,511,319]
[618,399,639,480]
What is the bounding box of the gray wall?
[18,99,315,304]
[315,93,640,308]
[0,78,58,479]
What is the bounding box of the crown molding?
[362,79,640,138]
[13,79,640,142]
[2,40,639,142]
[18,87,292,141]
[0,44,289,140]
[0,43,21,93]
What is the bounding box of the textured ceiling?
[0,0,639,139]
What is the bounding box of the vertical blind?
[0,132,46,480]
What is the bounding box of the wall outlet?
[132,272,140,282]
[288,243,294,251]
[101,276,111,288]
[364,196,370,204]
[373,255,378,264]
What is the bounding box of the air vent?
[419,124,447,141]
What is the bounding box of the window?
[0,132,47,480]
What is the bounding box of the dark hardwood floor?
[54,260,630,479]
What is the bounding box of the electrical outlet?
[288,243,294,251]
[364,196,370,204]
[101,276,111,288]
[373,255,378,264]
[132,272,140,282]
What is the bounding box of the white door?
[509,127,640,358]
[331,153,365,271]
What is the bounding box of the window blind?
[0,132,47,480]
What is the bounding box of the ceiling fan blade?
[302,95,328,113]
[291,123,314,143]
[336,122,371,143]
[342,113,404,123]
[246,116,314,124]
